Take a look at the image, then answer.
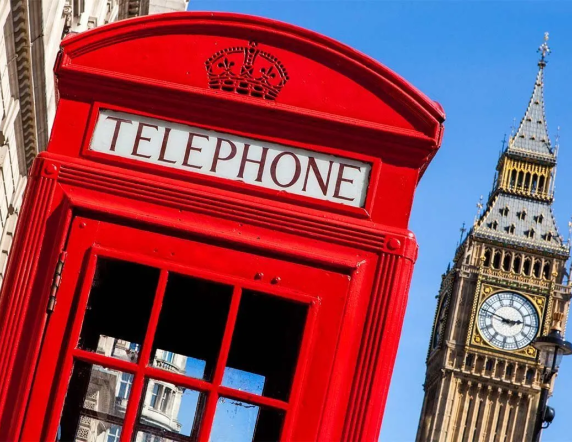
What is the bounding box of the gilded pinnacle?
[538,32,551,67]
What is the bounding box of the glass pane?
[136,379,205,440]
[210,397,284,442]
[58,361,131,440]
[152,273,233,381]
[78,258,159,362]
[58,418,122,442]
[223,291,308,401]
[135,432,176,442]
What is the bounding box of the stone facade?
[0,0,187,288]
[417,37,570,441]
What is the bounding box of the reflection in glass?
[221,367,265,395]
[136,432,176,442]
[137,379,205,440]
[210,398,284,442]
[78,258,159,362]
[58,361,131,441]
[153,273,232,381]
[224,290,308,401]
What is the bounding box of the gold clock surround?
[466,281,547,360]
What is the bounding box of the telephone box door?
[23,216,351,441]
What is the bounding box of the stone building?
[0,0,187,288]
[417,35,571,441]
[1,0,187,439]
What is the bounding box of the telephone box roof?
[56,12,445,172]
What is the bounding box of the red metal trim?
[121,270,168,441]
[58,13,445,133]
[217,386,289,411]
[72,348,138,374]
[45,251,99,440]
[198,286,242,441]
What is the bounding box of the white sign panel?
[90,110,371,207]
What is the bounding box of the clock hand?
[483,310,511,323]
[483,310,520,325]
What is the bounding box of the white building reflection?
[76,336,188,442]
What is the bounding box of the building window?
[483,249,492,267]
[523,258,532,276]
[500,206,509,216]
[512,255,522,273]
[149,383,172,413]
[518,210,526,220]
[526,229,535,239]
[538,177,546,194]
[531,174,538,193]
[543,262,551,280]
[159,387,172,413]
[465,354,474,368]
[508,224,516,234]
[526,369,535,383]
[107,425,121,442]
[118,372,133,399]
[163,351,175,363]
[533,260,541,278]
[150,383,160,408]
[545,232,553,242]
[492,251,501,269]
[485,360,493,371]
[506,364,513,377]
[502,253,511,272]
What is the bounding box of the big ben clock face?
[477,291,539,350]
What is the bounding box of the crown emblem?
[205,41,289,101]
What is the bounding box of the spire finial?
[538,32,550,67]
[510,117,517,137]
[458,222,467,246]
[474,196,483,226]
[567,217,572,246]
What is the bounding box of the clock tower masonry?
[416,34,571,442]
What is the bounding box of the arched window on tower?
[524,172,531,191]
[513,255,522,273]
[533,259,541,278]
[465,354,474,368]
[502,253,511,272]
[486,359,493,372]
[510,169,517,189]
[531,174,538,193]
[523,258,532,276]
[526,369,535,383]
[492,251,501,269]
[506,364,514,377]
[517,171,524,189]
[543,262,551,280]
[539,175,546,194]
[483,249,492,267]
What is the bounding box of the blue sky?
[186,2,572,441]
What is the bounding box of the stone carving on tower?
[416,34,571,442]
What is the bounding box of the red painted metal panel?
[0,12,444,441]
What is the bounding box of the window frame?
[41,239,321,442]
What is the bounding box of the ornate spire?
[538,32,551,68]
[507,33,553,159]
[472,34,568,256]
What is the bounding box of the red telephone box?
[0,12,444,441]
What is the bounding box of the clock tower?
[416,35,571,442]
